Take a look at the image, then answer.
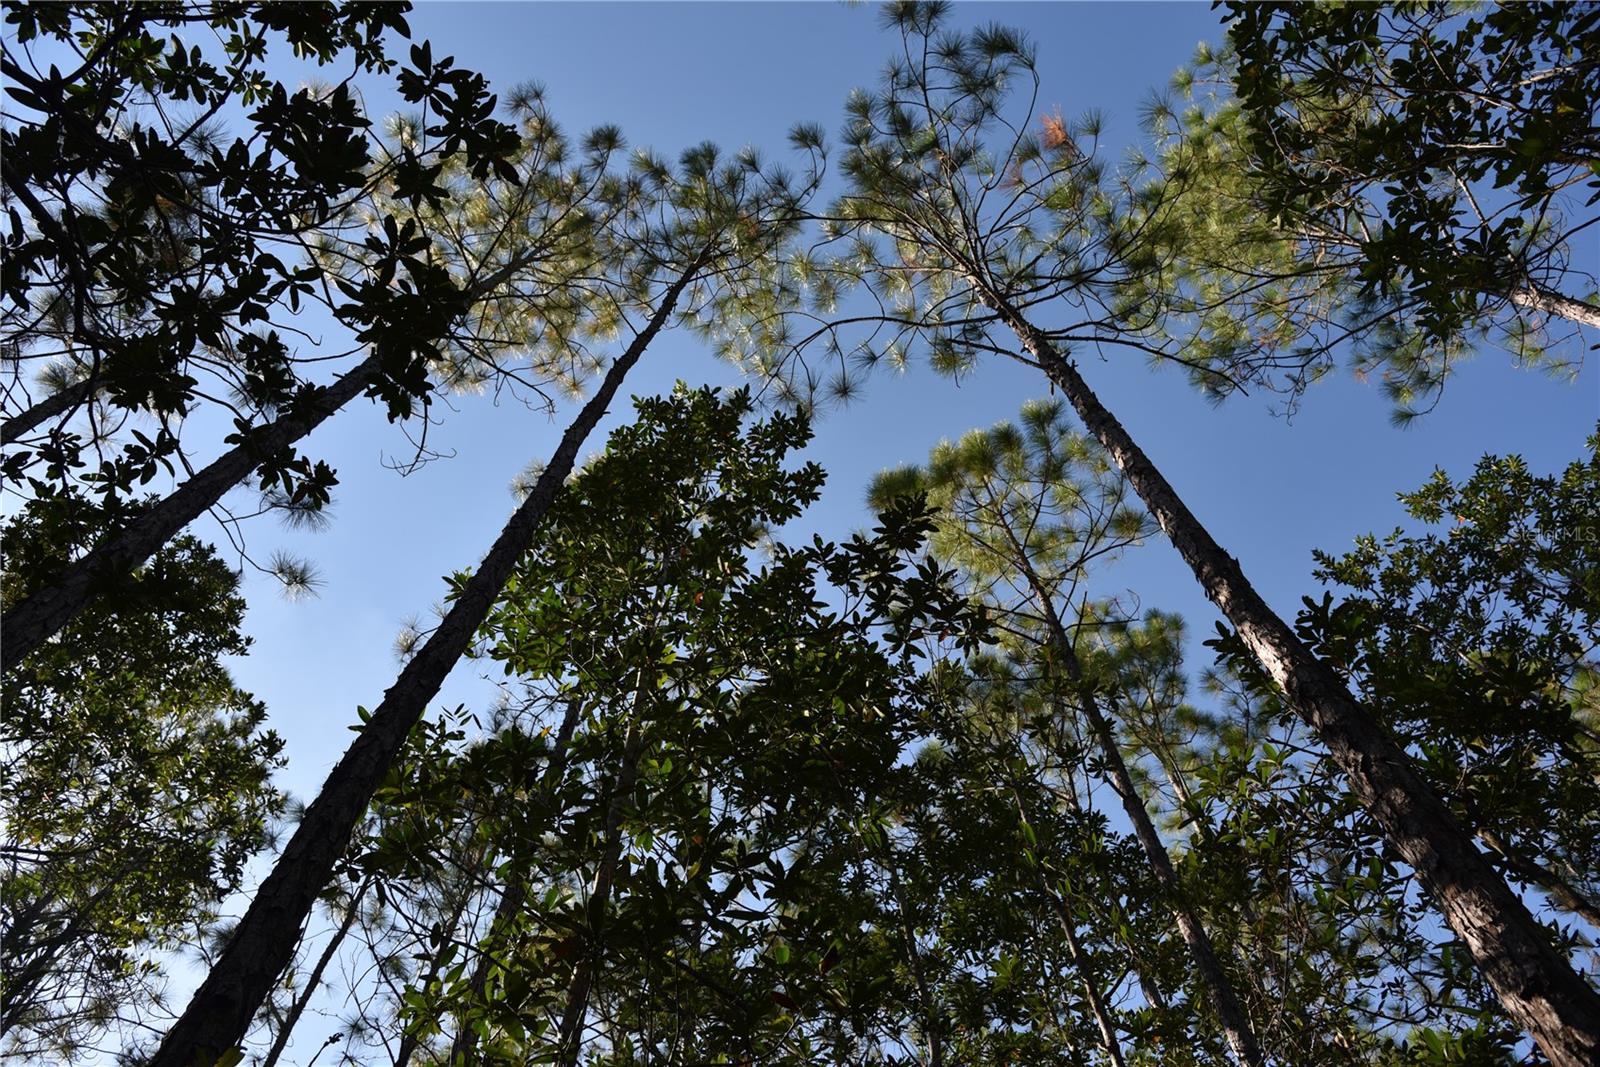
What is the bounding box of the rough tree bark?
[976,284,1600,1066]
[145,255,705,1067]
[2,252,544,667]
[1507,283,1600,331]
[1,377,95,446]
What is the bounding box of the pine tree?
[145,137,822,1067]
[1,45,642,663]
[1124,2,1598,419]
[872,400,1265,1065]
[753,5,1599,1060]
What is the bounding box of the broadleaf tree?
[0,508,284,1059]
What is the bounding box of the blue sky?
[201,1,1600,807]
[3,3,1593,1059]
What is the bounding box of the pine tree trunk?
[1051,777,1173,1019]
[2,353,381,667]
[978,287,1600,1066]
[2,249,546,668]
[1507,283,1600,330]
[1068,653,1263,1067]
[2,377,95,445]
[145,257,704,1067]
[1043,880,1129,1067]
[1008,557,1263,1067]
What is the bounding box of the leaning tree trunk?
[1009,786,1130,1067]
[2,251,544,667]
[2,352,382,666]
[145,256,705,1067]
[260,877,371,1067]
[976,285,1600,1067]
[1,376,95,446]
[1507,282,1600,331]
[1009,556,1263,1067]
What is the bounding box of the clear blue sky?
[212,1,1599,807]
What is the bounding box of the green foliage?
[729,1,1396,413]
[336,385,983,1063]
[0,504,284,1058]
[1132,2,1599,416]
[6,6,1595,1064]
[0,2,564,596]
[1203,434,1600,1059]
[2,2,509,488]
[1306,434,1600,928]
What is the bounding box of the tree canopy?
[3,3,1596,1066]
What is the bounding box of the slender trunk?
[1124,695,1264,934]
[1053,749,1172,1018]
[1069,655,1262,1067]
[146,256,705,1067]
[0,876,127,1034]
[1,377,95,445]
[1010,787,1129,1067]
[1114,904,1171,1016]
[2,249,545,667]
[1477,828,1600,933]
[2,353,381,666]
[554,724,644,1066]
[884,856,943,1067]
[979,287,1600,1065]
[260,879,371,1067]
[1011,560,1262,1067]
[1508,283,1600,331]
[392,854,488,1067]
[447,698,583,1067]
[1045,885,1128,1067]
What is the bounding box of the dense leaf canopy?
[3,3,1596,1066]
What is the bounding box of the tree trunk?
[555,724,644,1066]
[145,256,704,1067]
[1508,283,1600,331]
[392,852,488,1067]
[1052,774,1173,1019]
[978,286,1600,1066]
[1010,560,1263,1067]
[1477,828,1600,933]
[260,878,371,1067]
[2,249,546,668]
[2,377,95,446]
[2,353,381,667]
[447,698,583,1067]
